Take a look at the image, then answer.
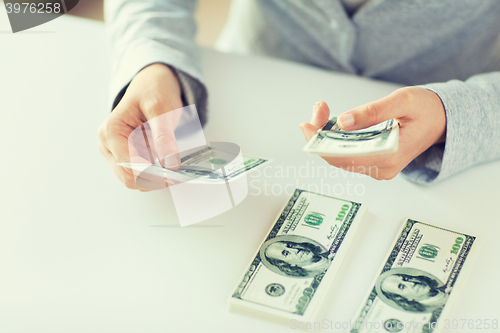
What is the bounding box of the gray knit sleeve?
[402,72,500,184]
[105,0,208,126]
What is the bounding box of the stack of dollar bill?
[230,189,367,323]
[303,117,399,156]
[349,219,478,333]
[230,189,479,333]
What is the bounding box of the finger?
[320,154,400,180]
[327,163,388,179]
[337,89,406,131]
[99,127,133,177]
[120,163,179,189]
[99,142,140,189]
[299,122,319,142]
[322,155,379,170]
[143,104,182,169]
[135,175,169,190]
[103,113,137,171]
[100,142,164,190]
[310,101,330,129]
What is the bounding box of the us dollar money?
[175,145,269,183]
[230,189,366,323]
[303,117,399,156]
[350,219,478,333]
[119,145,270,184]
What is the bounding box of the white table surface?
[1,13,499,333]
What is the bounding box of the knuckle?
[377,159,391,170]
[106,118,121,134]
[98,142,106,155]
[385,173,398,180]
[143,96,180,119]
[398,87,416,104]
[380,170,398,180]
[366,167,380,179]
[97,122,106,140]
[383,155,400,169]
[154,133,177,148]
[121,175,137,189]
[144,98,169,117]
[145,98,162,113]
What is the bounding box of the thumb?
[337,90,404,131]
[144,104,182,169]
[299,101,331,141]
[311,101,330,129]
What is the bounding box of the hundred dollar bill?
[303,117,399,156]
[230,189,367,323]
[119,145,270,184]
[350,219,479,333]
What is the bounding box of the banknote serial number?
[5,2,62,14]
[443,319,498,330]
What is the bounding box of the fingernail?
[313,105,318,113]
[338,113,354,128]
[164,155,179,169]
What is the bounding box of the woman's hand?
[98,63,183,191]
[299,87,447,180]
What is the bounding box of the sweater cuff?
[402,77,500,185]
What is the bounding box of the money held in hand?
[230,189,366,323]
[303,117,399,156]
[350,218,478,333]
[119,145,270,184]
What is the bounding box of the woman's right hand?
[98,63,183,191]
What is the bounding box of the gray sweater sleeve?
[105,0,207,126]
[402,72,500,185]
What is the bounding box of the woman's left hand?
[299,87,447,180]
